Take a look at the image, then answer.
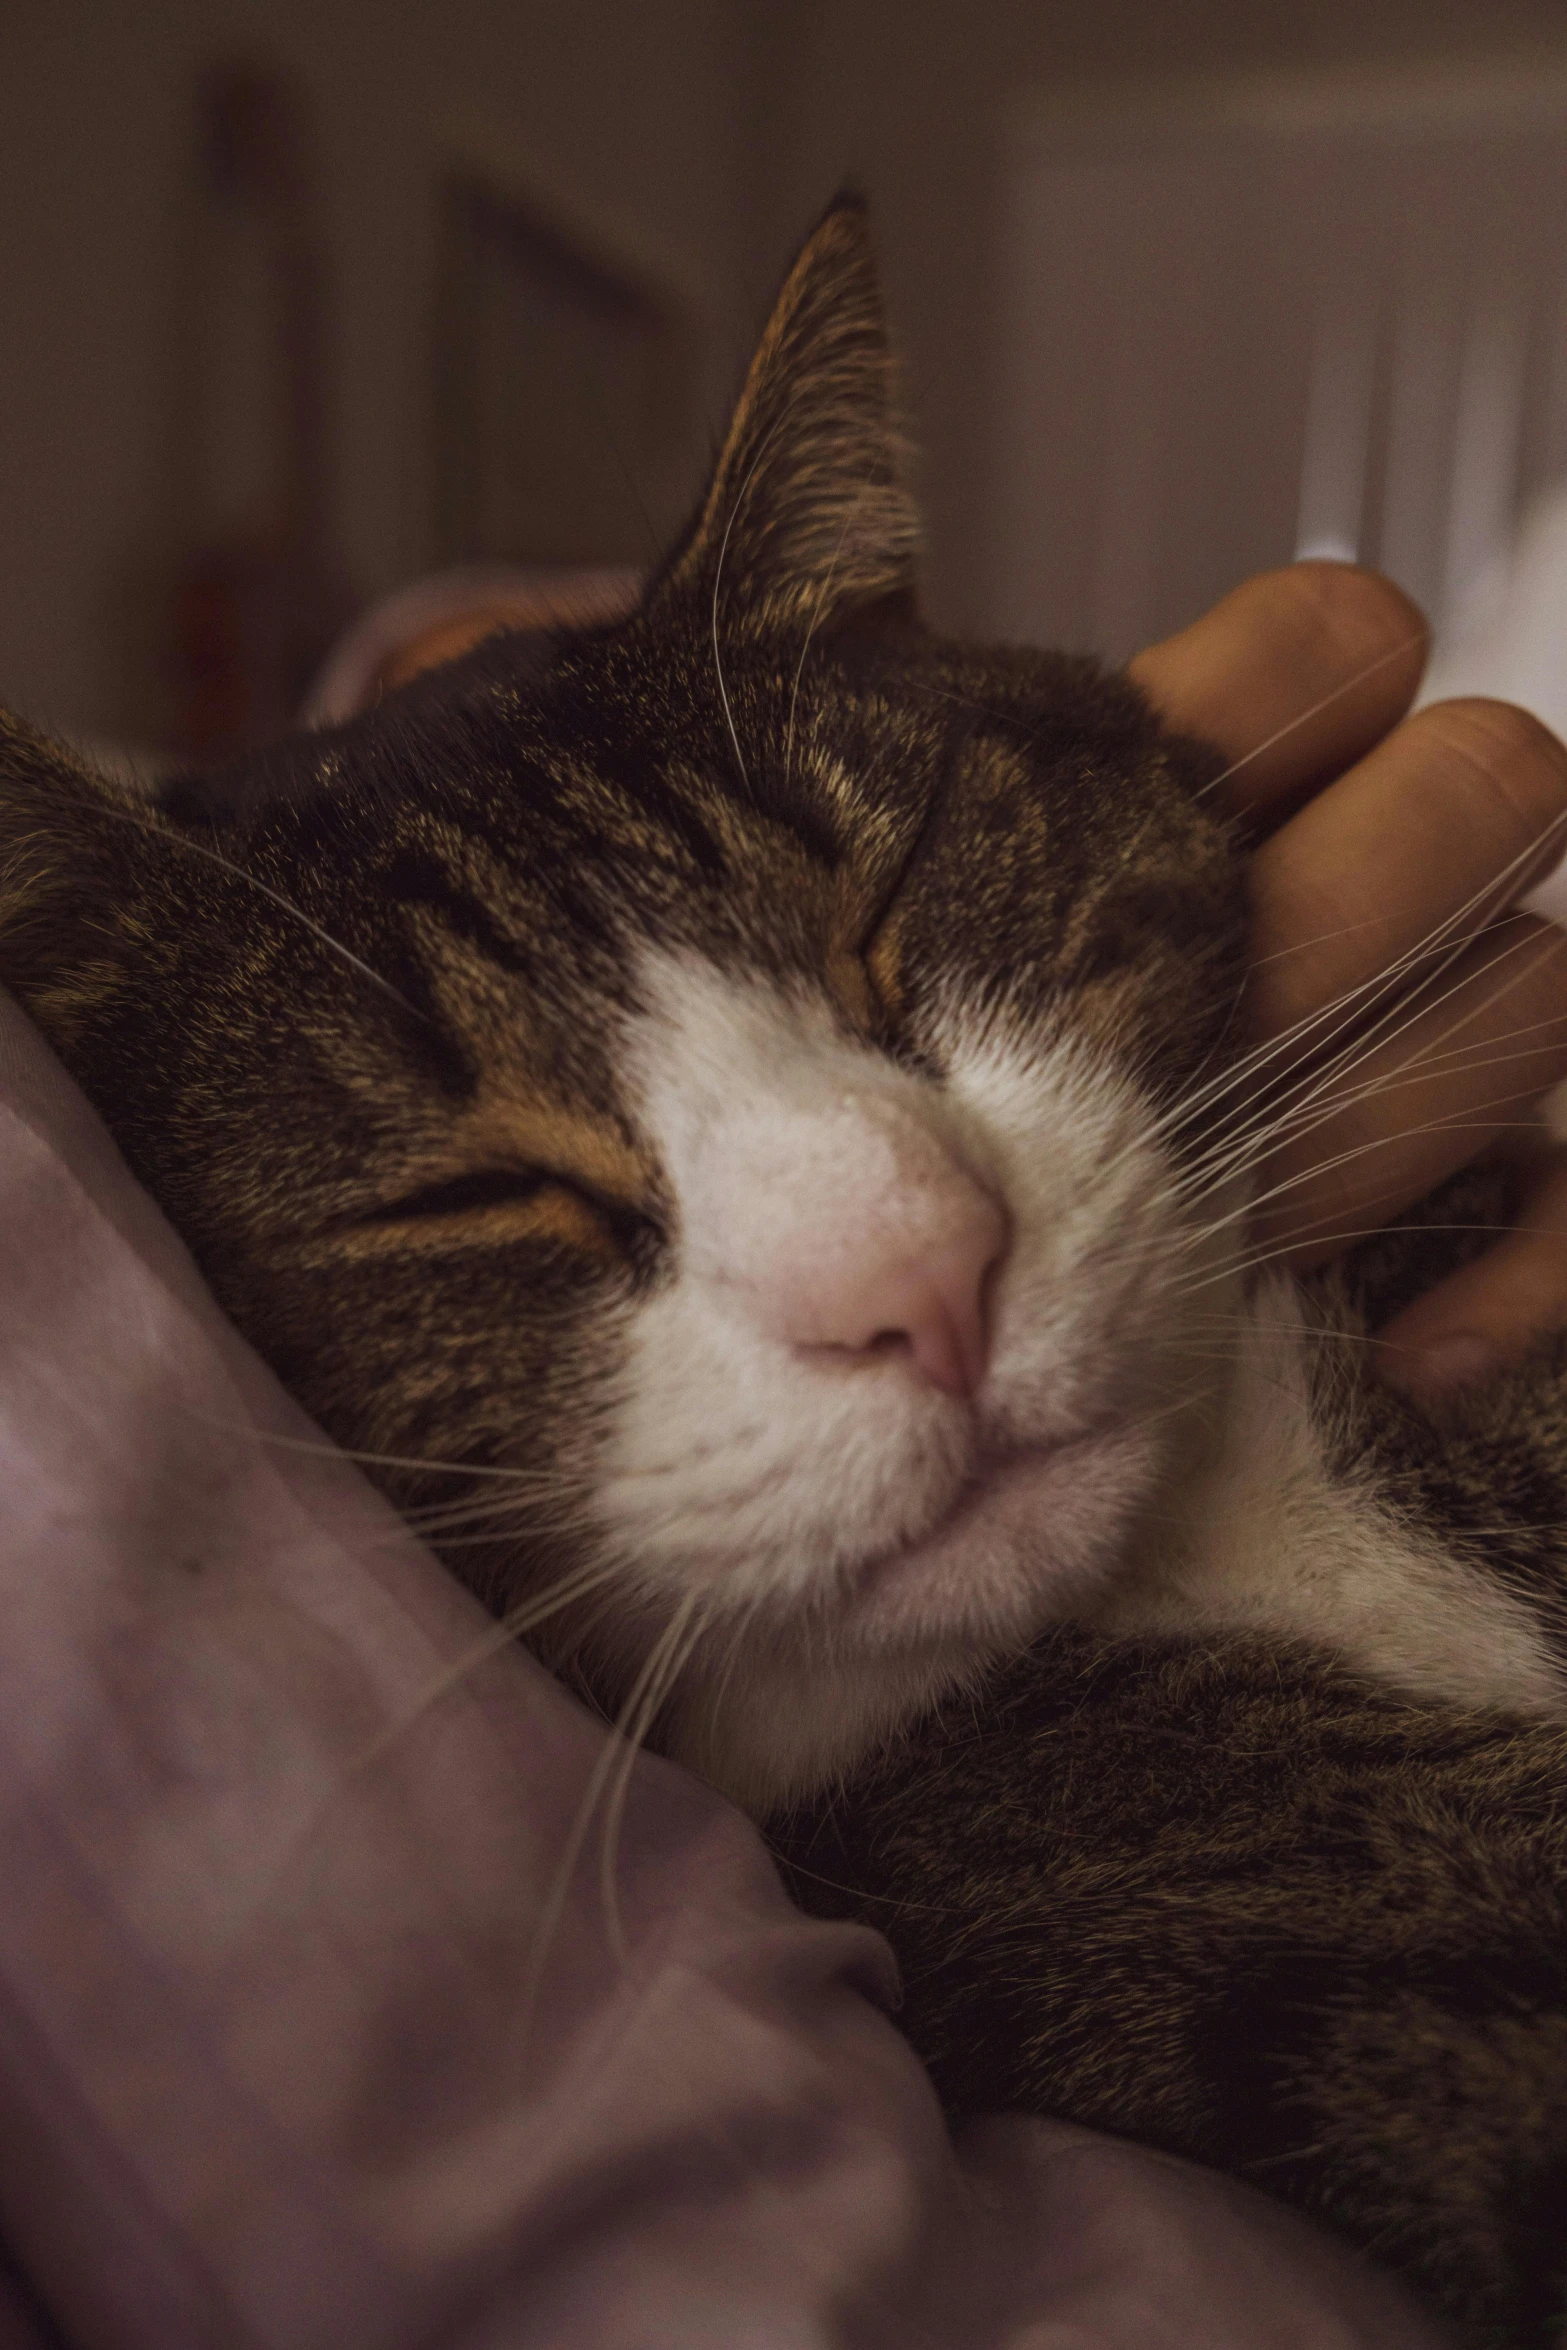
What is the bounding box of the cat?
[3,196,1567,2345]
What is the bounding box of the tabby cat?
[3,199,1567,2346]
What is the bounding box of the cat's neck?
[1098,1275,1566,1717]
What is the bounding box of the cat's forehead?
[316,622,936,969]
[199,611,1234,1149]
[342,612,1163,904]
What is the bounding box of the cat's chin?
[842,1419,1156,1632]
[665,1414,1174,1813]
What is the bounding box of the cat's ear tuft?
[0,709,149,1028]
[658,194,921,629]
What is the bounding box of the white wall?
[990,64,1567,662]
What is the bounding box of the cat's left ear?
[0,711,159,1033]
[656,194,921,631]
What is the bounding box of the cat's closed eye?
[362,1166,657,1261]
[374,1168,562,1222]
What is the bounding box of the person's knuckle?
[1417,697,1567,846]
[1256,561,1428,680]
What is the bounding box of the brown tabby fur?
[2,198,1566,2345]
[779,1163,1567,2349]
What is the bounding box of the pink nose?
[693,1087,1012,1403]
[808,1222,1005,1395]
[777,1179,1008,1400]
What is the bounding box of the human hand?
[369,574,640,699]
[1131,563,1567,1395]
[302,568,642,727]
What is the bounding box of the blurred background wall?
[0,0,769,747]
[5,0,1567,750]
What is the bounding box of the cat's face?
[0,201,1247,1805]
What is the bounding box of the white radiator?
[991,59,1567,667]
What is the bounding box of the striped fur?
[3,199,1567,2342]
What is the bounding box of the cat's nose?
[793,1200,1008,1397]
[754,1143,1009,1399]
[688,1088,1011,1400]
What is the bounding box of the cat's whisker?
[1451,1520,1567,1537]
[700,1590,771,1742]
[1140,1369,1225,1424]
[908,620,1429,815]
[1175,1103,1547,1282]
[1216,912,1558,1142]
[782,514,857,794]
[1194,627,1431,801]
[398,1494,566,1535]
[401,1481,578,1531]
[1155,895,1541,1179]
[187,1415,562,1488]
[1292,1013,1567,1096]
[1175,1020,1546,1220]
[1173,1126,1530,1288]
[524,1590,705,1996]
[708,415,791,796]
[1123,883,1514,1163]
[1143,803,1567,1157]
[67,794,428,1023]
[1235,1025,1567,1182]
[764,1846,959,1920]
[1183,1313,1388,1347]
[405,1510,586,1557]
[333,1553,633,1792]
[1172,920,1567,1207]
[400,1508,569,1543]
[597,1593,712,1962]
[1175,971,1567,1233]
[495,1558,639,1645]
[1181,876,1564,1155]
[901,675,1046,735]
[1175,1215,1546,1307]
[1245,907,1464,974]
[409,1501,585,1545]
[1227,795,1567,1107]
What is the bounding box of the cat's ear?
[0,709,153,1030]
[657,194,921,630]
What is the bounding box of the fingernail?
[1392,1332,1501,1396]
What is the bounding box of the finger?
[1250,918,1567,1268]
[1376,1149,1567,1396]
[375,573,642,697]
[1128,563,1429,823]
[1246,697,1567,1051]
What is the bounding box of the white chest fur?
[1097,1274,1567,1718]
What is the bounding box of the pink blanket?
[0,989,1448,2347]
